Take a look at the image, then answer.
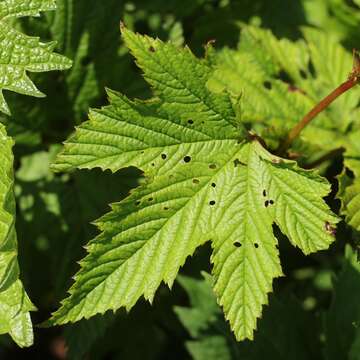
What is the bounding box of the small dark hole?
[264,200,269,207]
[269,200,274,205]
[135,200,141,206]
[149,46,156,52]
[277,69,293,85]
[263,81,272,90]
[308,60,316,77]
[211,183,216,188]
[187,119,194,124]
[184,156,191,163]
[234,242,242,248]
[233,159,246,167]
[262,190,266,197]
[164,207,169,210]
[161,154,167,160]
[148,197,153,202]
[254,243,259,248]
[299,69,307,79]
[151,163,155,166]
[209,200,216,206]
[209,164,217,169]
[193,179,200,184]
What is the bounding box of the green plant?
[2,0,360,358]
[48,26,357,341]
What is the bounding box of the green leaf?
[303,0,360,49]
[339,131,360,232]
[209,25,360,153]
[0,0,72,115]
[208,27,318,135]
[187,336,232,360]
[49,28,339,341]
[210,141,337,340]
[340,180,360,232]
[0,123,36,347]
[175,272,222,339]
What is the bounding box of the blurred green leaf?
[0,123,36,347]
[0,0,71,115]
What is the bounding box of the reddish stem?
[278,77,358,155]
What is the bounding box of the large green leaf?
[0,0,72,115]
[49,27,339,341]
[0,123,36,347]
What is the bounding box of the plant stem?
[278,77,358,155]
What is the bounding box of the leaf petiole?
[278,49,360,155]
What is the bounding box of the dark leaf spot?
[209,164,217,169]
[164,207,169,210]
[233,159,246,167]
[193,179,200,184]
[262,190,267,197]
[308,60,316,77]
[184,156,191,163]
[148,197,153,202]
[135,200,141,206]
[187,119,194,124]
[324,221,336,236]
[264,200,269,207]
[161,154,167,160]
[269,200,274,205]
[151,163,155,166]
[234,242,242,248]
[149,46,156,52]
[209,200,216,206]
[299,69,307,79]
[263,81,272,90]
[211,183,216,188]
[254,243,259,248]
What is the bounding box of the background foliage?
[1,0,360,358]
